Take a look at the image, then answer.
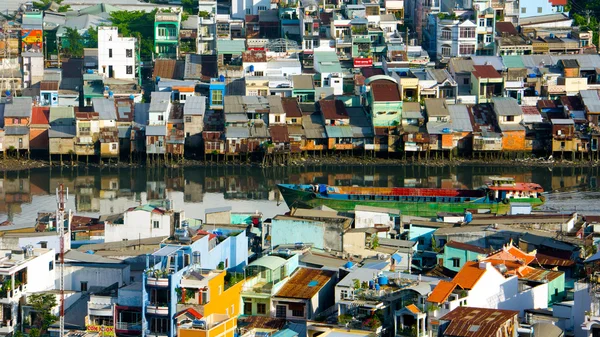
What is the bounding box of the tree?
[63,27,84,58]
[181,0,197,15]
[27,293,58,335]
[33,0,70,12]
[86,26,98,48]
[109,10,157,60]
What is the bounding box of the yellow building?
[177,269,244,318]
[179,313,237,337]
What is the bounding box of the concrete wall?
[408,225,436,251]
[205,211,231,224]
[26,249,56,293]
[62,264,130,291]
[104,209,171,243]
[97,27,136,80]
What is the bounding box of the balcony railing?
[116,321,143,331]
[146,304,169,315]
[156,35,178,41]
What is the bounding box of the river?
[0,164,599,225]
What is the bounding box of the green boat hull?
[278,185,544,217]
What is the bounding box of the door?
[108,65,114,78]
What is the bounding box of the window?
[292,308,304,317]
[478,19,485,27]
[126,49,133,58]
[452,258,460,268]
[81,281,88,292]
[258,6,267,11]
[418,237,425,245]
[521,7,526,13]
[111,143,117,150]
[49,261,54,271]
[126,66,133,75]
[463,78,469,85]
[485,35,493,43]
[459,27,475,39]
[276,305,286,318]
[275,115,281,123]
[506,116,514,122]
[244,302,252,315]
[158,115,164,121]
[537,7,542,13]
[441,45,451,57]
[459,44,475,55]
[441,28,452,40]
[158,140,163,147]
[41,241,47,248]
[212,90,223,105]
[109,49,113,58]
[257,303,266,314]
[254,71,264,76]
[185,116,192,123]
[153,221,160,229]
[13,118,18,124]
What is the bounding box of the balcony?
[199,33,215,40]
[146,304,169,315]
[147,276,169,287]
[0,321,14,334]
[336,36,352,46]
[155,35,178,41]
[116,321,143,331]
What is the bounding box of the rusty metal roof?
[273,267,335,299]
[440,307,518,337]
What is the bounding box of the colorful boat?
[277,177,545,217]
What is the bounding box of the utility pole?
[56,184,69,337]
[586,10,592,26]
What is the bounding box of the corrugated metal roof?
[580,90,600,113]
[427,121,452,135]
[145,125,167,136]
[48,125,76,138]
[269,124,289,143]
[347,107,373,138]
[149,92,171,112]
[425,98,449,117]
[217,39,245,54]
[4,125,29,135]
[49,106,75,125]
[325,125,353,138]
[4,97,32,118]
[292,75,314,90]
[249,255,287,270]
[184,95,206,115]
[402,102,423,119]
[492,97,522,116]
[226,126,250,139]
[302,113,326,139]
[448,104,473,132]
[471,56,505,71]
[92,98,117,121]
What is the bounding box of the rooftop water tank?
[375,283,381,291]
[249,65,255,72]
[344,261,354,268]
[130,94,135,100]
[378,275,389,285]
[219,74,225,82]
[86,69,93,74]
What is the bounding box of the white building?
[103,202,176,243]
[21,53,44,88]
[148,91,172,126]
[97,26,137,80]
[0,247,56,336]
[231,0,271,19]
[63,251,131,292]
[436,17,477,60]
[354,205,400,229]
[198,0,217,54]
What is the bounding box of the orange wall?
[179,317,237,337]
[327,139,353,150]
[502,130,526,151]
[441,134,454,149]
[29,128,48,150]
[203,272,243,317]
[4,117,29,126]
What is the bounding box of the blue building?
[519,0,567,18]
[209,77,226,109]
[141,227,249,337]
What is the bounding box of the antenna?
[55,184,69,337]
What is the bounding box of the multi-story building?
[155,9,181,59]
[198,0,217,55]
[434,15,477,61]
[97,27,137,80]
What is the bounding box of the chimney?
[479,261,490,270]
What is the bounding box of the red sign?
[248,47,265,51]
[353,57,373,67]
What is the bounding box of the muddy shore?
[0,155,598,172]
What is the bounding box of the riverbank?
[1,155,599,172]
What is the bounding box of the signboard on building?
[353,57,372,67]
[86,325,116,336]
[21,29,43,53]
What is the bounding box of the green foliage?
[109,10,157,60]
[363,315,381,331]
[86,26,98,48]
[225,272,245,289]
[198,10,211,18]
[338,314,353,324]
[371,235,379,249]
[181,0,197,15]
[33,0,70,11]
[217,261,225,270]
[63,27,84,58]
[28,293,58,334]
[352,278,361,289]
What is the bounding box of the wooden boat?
[277,177,545,217]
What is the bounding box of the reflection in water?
[0,165,599,225]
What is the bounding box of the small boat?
[277,176,545,217]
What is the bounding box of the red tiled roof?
[453,261,487,289]
[405,304,421,314]
[472,65,501,79]
[319,99,348,120]
[495,22,518,36]
[361,67,385,79]
[445,241,490,254]
[175,307,203,319]
[31,107,50,125]
[521,106,541,115]
[427,280,457,304]
[519,266,563,282]
[281,97,302,118]
[370,79,401,102]
[40,81,59,91]
[440,307,519,337]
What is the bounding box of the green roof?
[249,255,287,270]
[503,55,525,69]
[217,40,246,54]
[314,51,342,73]
[49,107,75,125]
[76,3,121,16]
